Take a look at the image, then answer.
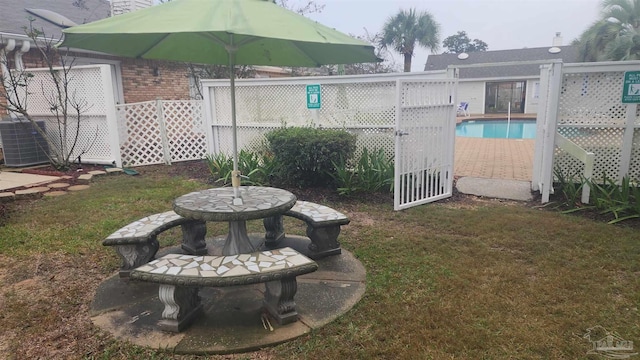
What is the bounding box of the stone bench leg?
[307,225,342,259]
[114,236,159,278]
[263,215,285,246]
[157,285,202,332]
[263,276,299,325]
[181,220,208,255]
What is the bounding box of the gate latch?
[395,130,409,136]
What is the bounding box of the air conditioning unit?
[0,119,50,167]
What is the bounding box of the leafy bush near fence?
[265,127,356,187]
[554,168,640,223]
[589,174,640,223]
[330,148,394,195]
[205,149,280,186]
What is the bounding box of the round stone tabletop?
[173,186,297,222]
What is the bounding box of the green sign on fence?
[306,84,321,109]
[622,71,640,104]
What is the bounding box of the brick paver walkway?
[454,137,535,181]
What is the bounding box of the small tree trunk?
[403,53,412,72]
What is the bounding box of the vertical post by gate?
[156,99,172,165]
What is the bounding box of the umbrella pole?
[228,39,243,204]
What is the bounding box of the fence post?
[582,152,594,204]
[618,103,638,182]
[102,65,123,167]
[539,61,563,203]
[156,99,172,165]
[202,84,218,155]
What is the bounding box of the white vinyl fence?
[115,99,207,167]
[202,71,456,210]
[533,61,640,203]
[201,72,448,162]
[5,64,121,166]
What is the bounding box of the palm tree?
[576,0,640,61]
[575,20,624,61]
[380,8,440,72]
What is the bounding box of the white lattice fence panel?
[212,80,398,129]
[213,126,272,156]
[162,100,207,163]
[8,65,116,164]
[19,66,107,117]
[553,70,640,182]
[39,115,114,164]
[554,126,624,181]
[209,79,400,160]
[117,101,165,166]
[350,127,395,161]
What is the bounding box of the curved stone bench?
[264,201,350,259]
[130,247,318,332]
[103,211,192,278]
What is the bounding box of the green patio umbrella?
[59,0,378,201]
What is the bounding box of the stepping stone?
[15,187,49,199]
[44,191,67,197]
[48,183,70,189]
[88,170,107,175]
[61,176,73,180]
[68,185,90,191]
[77,174,93,184]
[0,192,15,202]
[105,168,124,174]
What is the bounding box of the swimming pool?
[455,119,536,139]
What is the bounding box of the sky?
[303,0,604,71]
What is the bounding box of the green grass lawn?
[0,172,638,359]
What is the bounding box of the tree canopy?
[575,0,640,61]
[442,31,488,54]
[379,8,440,72]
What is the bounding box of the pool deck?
[455,137,535,181]
[454,114,536,182]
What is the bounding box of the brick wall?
[12,50,192,105]
[119,58,191,103]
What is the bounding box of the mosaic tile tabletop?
[130,247,318,287]
[173,186,296,222]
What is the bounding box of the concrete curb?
[456,177,533,201]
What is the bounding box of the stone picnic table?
[173,186,297,256]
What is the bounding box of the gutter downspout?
[1,39,16,118]
[14,40,31,71]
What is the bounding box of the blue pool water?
[456,119,536,139]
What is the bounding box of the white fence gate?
[533,60,640,203]
[394,78,457,210]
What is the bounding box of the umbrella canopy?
[60,0,378,67]
[59,0,379,201]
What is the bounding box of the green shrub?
[205,152,233,184]
[266,127,356,187]
[205,150,280,186]
[330,147,394,195]
[554,166,586,210]
[554,167,640,223]
[588,173,640,224]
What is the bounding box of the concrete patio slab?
[0,171,60,191]
[91,235,366,355]
[456,177,533,201]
